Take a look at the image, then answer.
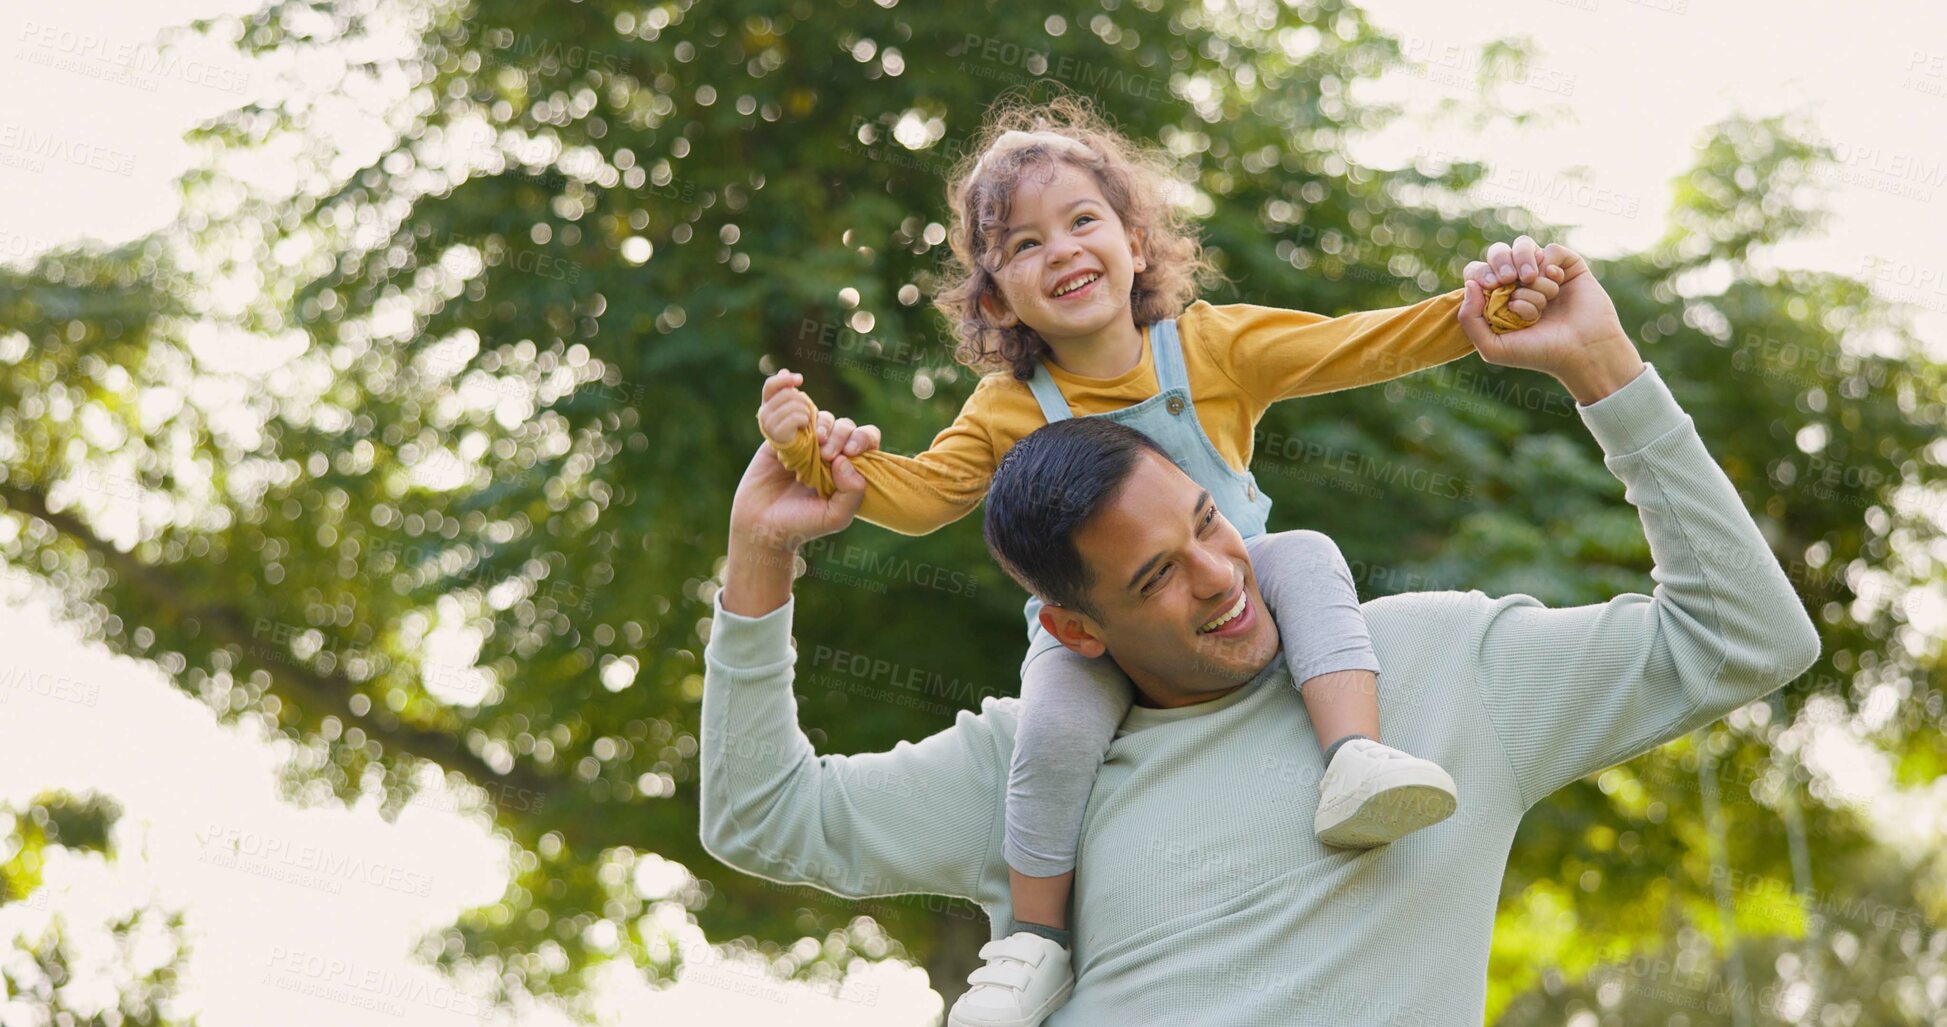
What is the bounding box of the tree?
[0,792,196,1024]
[0,0,1938,1019]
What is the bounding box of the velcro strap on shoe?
[980,934,1049,966]
[967,962,1034,991]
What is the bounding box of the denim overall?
[1019,317,1274,667]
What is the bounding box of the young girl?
[755,98,1558,1027]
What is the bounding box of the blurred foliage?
[0,793,195,1024]
[0,0,1940,1022]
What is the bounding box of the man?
[699,247,1819,1024]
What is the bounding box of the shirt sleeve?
[698,594,1004,901]
[771,381,1002,536]
[1195,290,1477,414]
[1468,363,1821,808]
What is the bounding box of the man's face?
[1047,452,1283,707]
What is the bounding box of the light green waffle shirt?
[699,363,1821,1025]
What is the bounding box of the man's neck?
[1125,650,1283,709]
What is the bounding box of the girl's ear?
[1129,229,1147,273]
[979,289,1019,329]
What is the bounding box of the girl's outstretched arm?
[755,369,1001,536]
[1210,243,1555,416]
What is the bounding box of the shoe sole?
[1315,767,1458,848]
[947,977,1075,1027]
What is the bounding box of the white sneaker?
[1314,738,1458,848]
[946,930,1074,1027]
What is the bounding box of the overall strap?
[1148,319,1191,394]
[1025,363,1074,422]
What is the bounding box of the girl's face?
[982,162,1145,348]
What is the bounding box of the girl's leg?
[949,637,1127,1027]
[1243,529,1457,847]
[1005,636,1135,934]
[1244,529,1382,754]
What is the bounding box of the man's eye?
[1144,566,1169,596]
[1199,508,1217,533]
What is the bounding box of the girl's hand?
[757,369,812,447]
[759,368,882,464]
[815,409,882,463]
[1457,243,1642,404]
[1465,235,1566,326]
[1472,234,1546,289]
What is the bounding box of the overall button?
[1166,395,1185,415]
[1247,481,1257,500]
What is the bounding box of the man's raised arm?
[698,442,1002,902]
[1450,247,1821,808]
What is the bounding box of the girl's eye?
[1011,214,1094,254]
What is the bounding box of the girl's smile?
[987,163,1147,379]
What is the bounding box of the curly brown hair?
[928,93,1225,381]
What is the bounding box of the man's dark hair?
[982,417,1172,619]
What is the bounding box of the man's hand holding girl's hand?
[758,369,884,464]
[1465,234,1567,331]
[1456,240,1644,405]
[729,368,881,583]
[752,368,886,510]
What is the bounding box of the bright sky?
[0,1,1941,1024]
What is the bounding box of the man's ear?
[1038,604,1107,659]
[978,288,1019,330]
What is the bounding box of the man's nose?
[1187,539,1233,597]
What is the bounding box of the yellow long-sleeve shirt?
[777,285,1527,536]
